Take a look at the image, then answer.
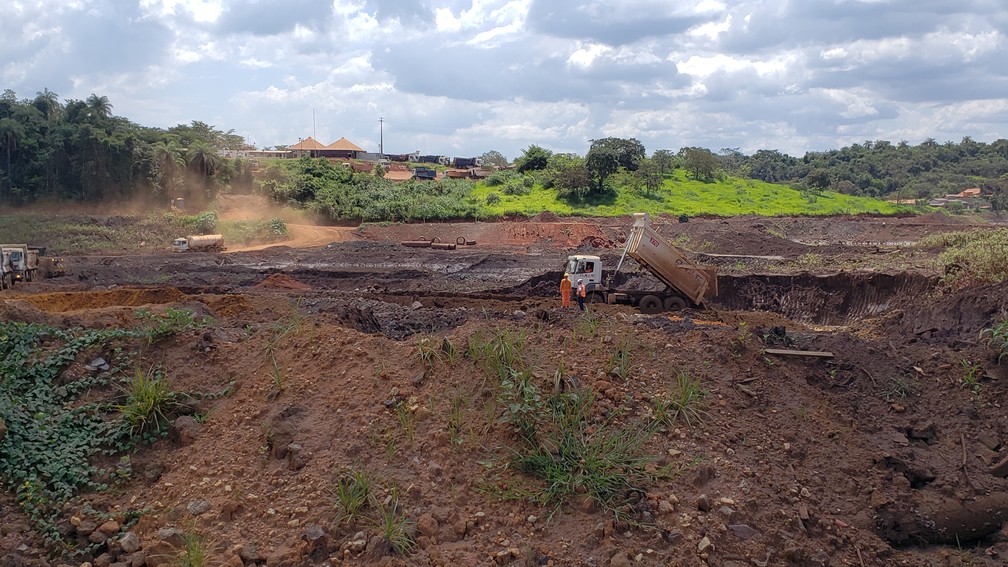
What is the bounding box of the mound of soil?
[256,273,312,290]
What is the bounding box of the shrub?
[485,192,501,205]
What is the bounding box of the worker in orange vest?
[576,278,587,311]
[560,273,572,307]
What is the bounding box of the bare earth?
[2,212,1008,567]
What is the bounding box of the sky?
[3,0,1007,161]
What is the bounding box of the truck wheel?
[639,295,663,314]
[663,296,687,311]
[589,291,606,304]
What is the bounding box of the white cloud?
[2,0,1006,158]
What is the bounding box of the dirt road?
[227,223,359,252]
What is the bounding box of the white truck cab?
[171,238,189,252]
[566,255,603,291]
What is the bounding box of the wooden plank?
[764,348,834,358]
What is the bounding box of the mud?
[2,214,1008,567]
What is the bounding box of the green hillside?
[472,169,904,217]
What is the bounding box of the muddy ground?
[2,212,1008,567]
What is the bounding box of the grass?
[608,337,633,381]
[980,319,1008,363]
[333,468,372,525]
[919,228,1008,287]
[469,169,906,218]
[652,371,709,428]
[372,489,416,555]
[117,366,190,443]
[447,391,466,446]
[0,210,289,254]
[175,526,219,567]
[960,359,983,395]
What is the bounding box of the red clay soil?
[1,214,1008,567]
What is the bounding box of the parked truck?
[567,213,717,313]
[0,244,38,283]
[171,234,226,252]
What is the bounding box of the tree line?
[509,138,1008,210]
[2,89,1007,213]
[0,89,254,208]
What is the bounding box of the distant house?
[289,137,328,158]
[326,137,365,159]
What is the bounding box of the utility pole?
[379,117,384,157]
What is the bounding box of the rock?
[341,532,368,554]
[411,301,423,310]
[417,513,439,538]
[979,433,1002,452]
[172,416,201,446]
[219,500,243,522]
[237,543,262,564]
[186,500,212,516]
[119,531,141,554]
[609,551,631,567]
[302,524,328,559]
[98,520,120,535]
[696,494,711,512]
[990,455,1008,478]
[89,529,109,544]
[221,555,244,567]
[697,535,712,552]
[287,443,308,470]
[693,464,716,486]
[143,541,175,566]
[728,524,758,539]
[94,553,113,567]
[658,499,675,514]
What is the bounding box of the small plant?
[980,319,1008,363]
[608,337,633,381]
[333,468,372,525]
[136,306,208,343]
[440,336,459,364]
[882,373,915,402]
[652,371,709,428]
[960,359,982,395]
[416,336,442,368]
[575,311,602,337]
[371,489,416,555]
[118,366,189,442]
[393,399,417,445]
[175,526,217,567]
[498,369,542,441]
[447,392,466,446]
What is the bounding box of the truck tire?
[663,296,687,311]
[589,291,606,305]
[639,295,663,314]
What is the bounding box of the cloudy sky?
[3,0,1007,160]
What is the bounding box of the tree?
[679,147,719,181]
[517,145,551,172]
[33,88,61,121]
[479,150,508,168]
[0,118,24,191]
[187,143,219,201]
[806,168,832,194]
[585,137,646,194]
[637,158,663,198]
[652,149,675,176]
[85,94,113,119]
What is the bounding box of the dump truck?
[171,234,226,252]
[0,250,12,289]
[0,244,37,283]
[566,212,717,313]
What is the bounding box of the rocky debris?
[171,415,201,446]
[186,500,212,516]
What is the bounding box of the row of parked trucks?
[0,244,64,289]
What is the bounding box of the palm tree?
[0,118,24,192]
[152,141,185,197]
[187,143,219,200]
[33,88,60,120]
[85,94,113,119]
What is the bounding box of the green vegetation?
[980,319,1008,363]
[333,468,372,525]
[466,328,677,523]
[117,367,191,443]
[919,228,1008,287]
[0,309,213,553]
[0,212,288,254]
[372,489,416,555]
[470,169,903,217]
[651,371,710,428]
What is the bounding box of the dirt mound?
[256,273,312,290]
[20,287,189,312]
